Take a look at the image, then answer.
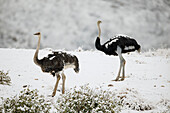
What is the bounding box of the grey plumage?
[39,51,79,76]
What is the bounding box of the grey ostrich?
[33,32,79,97]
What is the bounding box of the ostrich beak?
[34,32,41,35]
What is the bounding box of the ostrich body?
[95,21,141,81]
[33,32,79,97]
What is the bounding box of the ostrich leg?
[115,46,125,81]
[121,59,126,81]
[61,73,66,94]
[52,74,61,97]
[115,59,123,81]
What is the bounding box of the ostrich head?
[97,20,102,25]
[34,32,41,36]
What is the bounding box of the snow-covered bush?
[55,84,122,113]
[116,88,153,111]
[1,87,51,113]
[0,70,11,85]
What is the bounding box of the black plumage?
[95,21,141,81]
[95,35,141,55]
[33,32,79,96]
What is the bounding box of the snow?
[0,48,170,112]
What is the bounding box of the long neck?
[97,23,101,38]
[34,35,41,66]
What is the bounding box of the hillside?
[0,0,170,50]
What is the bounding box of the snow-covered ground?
[0,0,170,50]
[0,48,170,112]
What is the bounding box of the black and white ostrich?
[95,21,141,81]
[33,32,79,97]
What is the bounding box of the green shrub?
[55,84,122,113]
[0,70,11,85]
[1,87,51,113]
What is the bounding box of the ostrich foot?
[112,78,119,81]
[52,94,55,97]
[112,77,125,81]
[120,78,125,81]
[52,92,56,97]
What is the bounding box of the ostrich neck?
[95,37,103,51]
[95,23,103,51]
[34,35,41,66]
[97,23,101,38]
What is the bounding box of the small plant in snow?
[55,84,122,113]
[0,70,11,85]
[1,87,51,113]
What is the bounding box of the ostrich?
[33,32,79,97]
[95,21,141,81]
